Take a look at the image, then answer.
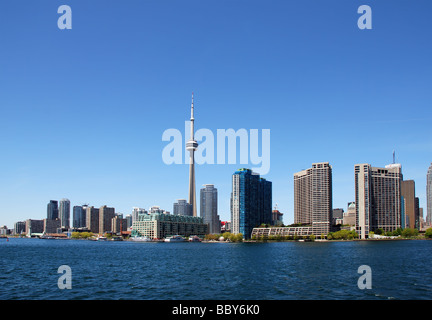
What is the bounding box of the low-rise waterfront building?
[131,212,208,239]
[251,226,314,238]
[14,221,26,235]
[0,225,10,236]
[26,219,44,236]
[43,218,61,234]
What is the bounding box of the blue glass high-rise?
[231,168,272,239]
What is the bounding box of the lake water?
[0,238,431,300]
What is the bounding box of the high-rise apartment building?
[47,200,59,220]
[59,199,70,228]
[231,168,272,239]
[111,215,127,233]
[173,199,193,216]
[14,221,26,235]
[355,163,402,239]
[125,214,133,229]
[73,205,87,228]
[86,206,99,233]
[132,207,147,225]
[401,180,418,229]
[200,184,221,234]
[99,205,115,234]
[427,163,432,226]
[294,162,332,235]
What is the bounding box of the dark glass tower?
[73,205,88,228]
[47,200,59,220]
[200,184,221,234]
[231,168,272,239]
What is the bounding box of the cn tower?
[186,93,198,217]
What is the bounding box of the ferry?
[131,236,152,242]
[164,235,185,242]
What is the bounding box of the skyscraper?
[59,199,70,228]
[427,163,432,226]
[173,199,193,216]
[99,205,115,234]
[73,205,87,228]
[86,206,99,233]
[231,168,272,239]
[401,180,418,229]
[47,200,59,220]
[294,162,332,235]
[355,163,402,239]
[200,184,221,234]
[186,93,198,217]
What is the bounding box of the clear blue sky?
[0,0,431,228]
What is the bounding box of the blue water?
[0,238,431,300]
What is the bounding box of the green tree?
[236,233,243,242]
[71,232,81,239]
[375,228,384,235]
[401,228,419,238]
[425,228,432,239]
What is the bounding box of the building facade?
[173,199,193,216]
[427,163,432,226]
[43,218,61,234]
[131,212,208,239]
[401,180,418,229]
[355,163,402,239]
[343,202,356,227]
[294,162,332,235]
[14,221,26,235]
[231,168,272,239]
[86,206,99,233]
[73,205,87,228]
[271,209,284,226]
[47,200,59,220]
[99,205,115,234]
[111,216,127,233]
[200,184,221,234]
[59,198,71,228]
[26,219,44,236]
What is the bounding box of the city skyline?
[1,1,432,229]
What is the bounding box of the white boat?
[131,236,152,242]
[188,235,201,242]
[97,236,107,241]
[164,235,185,242]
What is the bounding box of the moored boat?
[164,235,185,242]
